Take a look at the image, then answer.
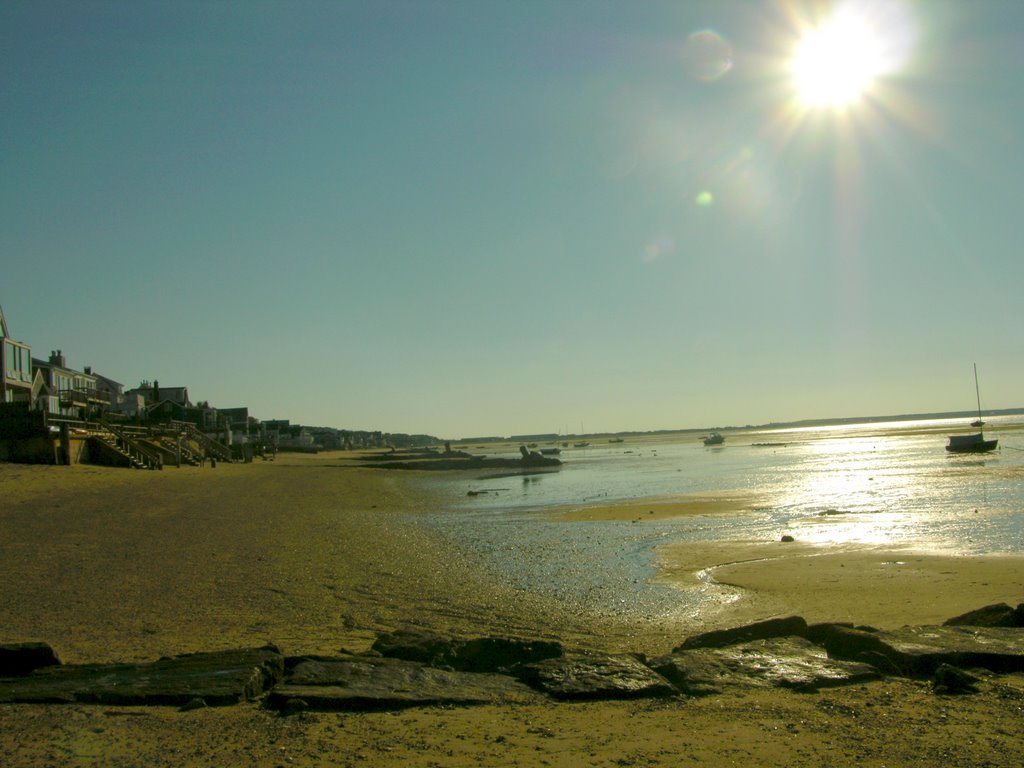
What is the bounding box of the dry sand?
[1,454,1022,766]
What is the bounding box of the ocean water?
[418,416,1024,620]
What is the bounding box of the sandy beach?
[2,453,1022,766]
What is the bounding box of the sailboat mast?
[974,363,984,436]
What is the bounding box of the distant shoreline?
[460,408,1024,444]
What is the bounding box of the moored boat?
[946,364,998,454]
[702,432,725,446]
[946,433,998,453]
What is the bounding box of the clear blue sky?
[3,1,1021,438]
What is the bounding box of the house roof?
[146,398,187,412]
[90,371,124,390]
[32,357,97,380]
[127,384,190,406]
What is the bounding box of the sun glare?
[789,2,912,109]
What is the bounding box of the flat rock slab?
[371,631,562,673]
[811,624,1024,676]
[651,637,879,696]
[0,642,61,677]
[267,656,541,711]
[0,647,283,706]
[943,603,1024,628]
[676,616,809,651]
[364,457,562,471]
[516,653,676,701]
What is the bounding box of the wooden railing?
[168,420,233,462]
[100,419,164,470]
[58,388,111,407]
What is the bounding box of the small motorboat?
[702,433,725,446]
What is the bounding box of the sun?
[790,8,890,108]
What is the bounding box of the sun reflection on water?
[765,433,956,547]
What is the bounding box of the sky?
[2,1,1022,439]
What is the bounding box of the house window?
[20,346,31,381]
[4,340,32,383]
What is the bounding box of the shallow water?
[418,416,1024,620]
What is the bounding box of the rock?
[371,631,562,673]
[810,623,1024,677]
[675,616,809,651]
[932,663,980,695]
[281,697,309,716]
[369,632,452,666]
[0,642,61,677]
[943,603,1023,628]
[646,653,727,697]
[780,535,795,543]
[178,697,207,711]
[0,647,283,706]
[650,637,879,695]
[515,652,676,701]
[267,655,540,712]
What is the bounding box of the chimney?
[50,350,66,367]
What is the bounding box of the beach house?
[32,351,106,419]
[124,380,191,422]
[0,304,33,405]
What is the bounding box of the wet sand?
[2,454,1022,766]
[556,492,1024,630]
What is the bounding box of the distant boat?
[540,447,561,455]
[608,438,624,443]
[573,441,590,448]
[702,433,725,446]
[947,364,998,454]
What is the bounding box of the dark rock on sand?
[943,602,1024,628]
[810,623,1024,677]
[650,636,879,696]
[515,652,676,701]
[0,642,61,677]
[932,663,980,695]
[675,616,809,651]
[5,603,1021,712]
[178,697,208,712]
[267,655,540,712]
[0,647,283,706]
[371,630,562,673]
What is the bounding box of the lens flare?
[683,30,734,82]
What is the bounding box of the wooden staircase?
[95,420,164,470]
[151,433,203,466]
[168,420,233,463]
[47,416,232,470]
